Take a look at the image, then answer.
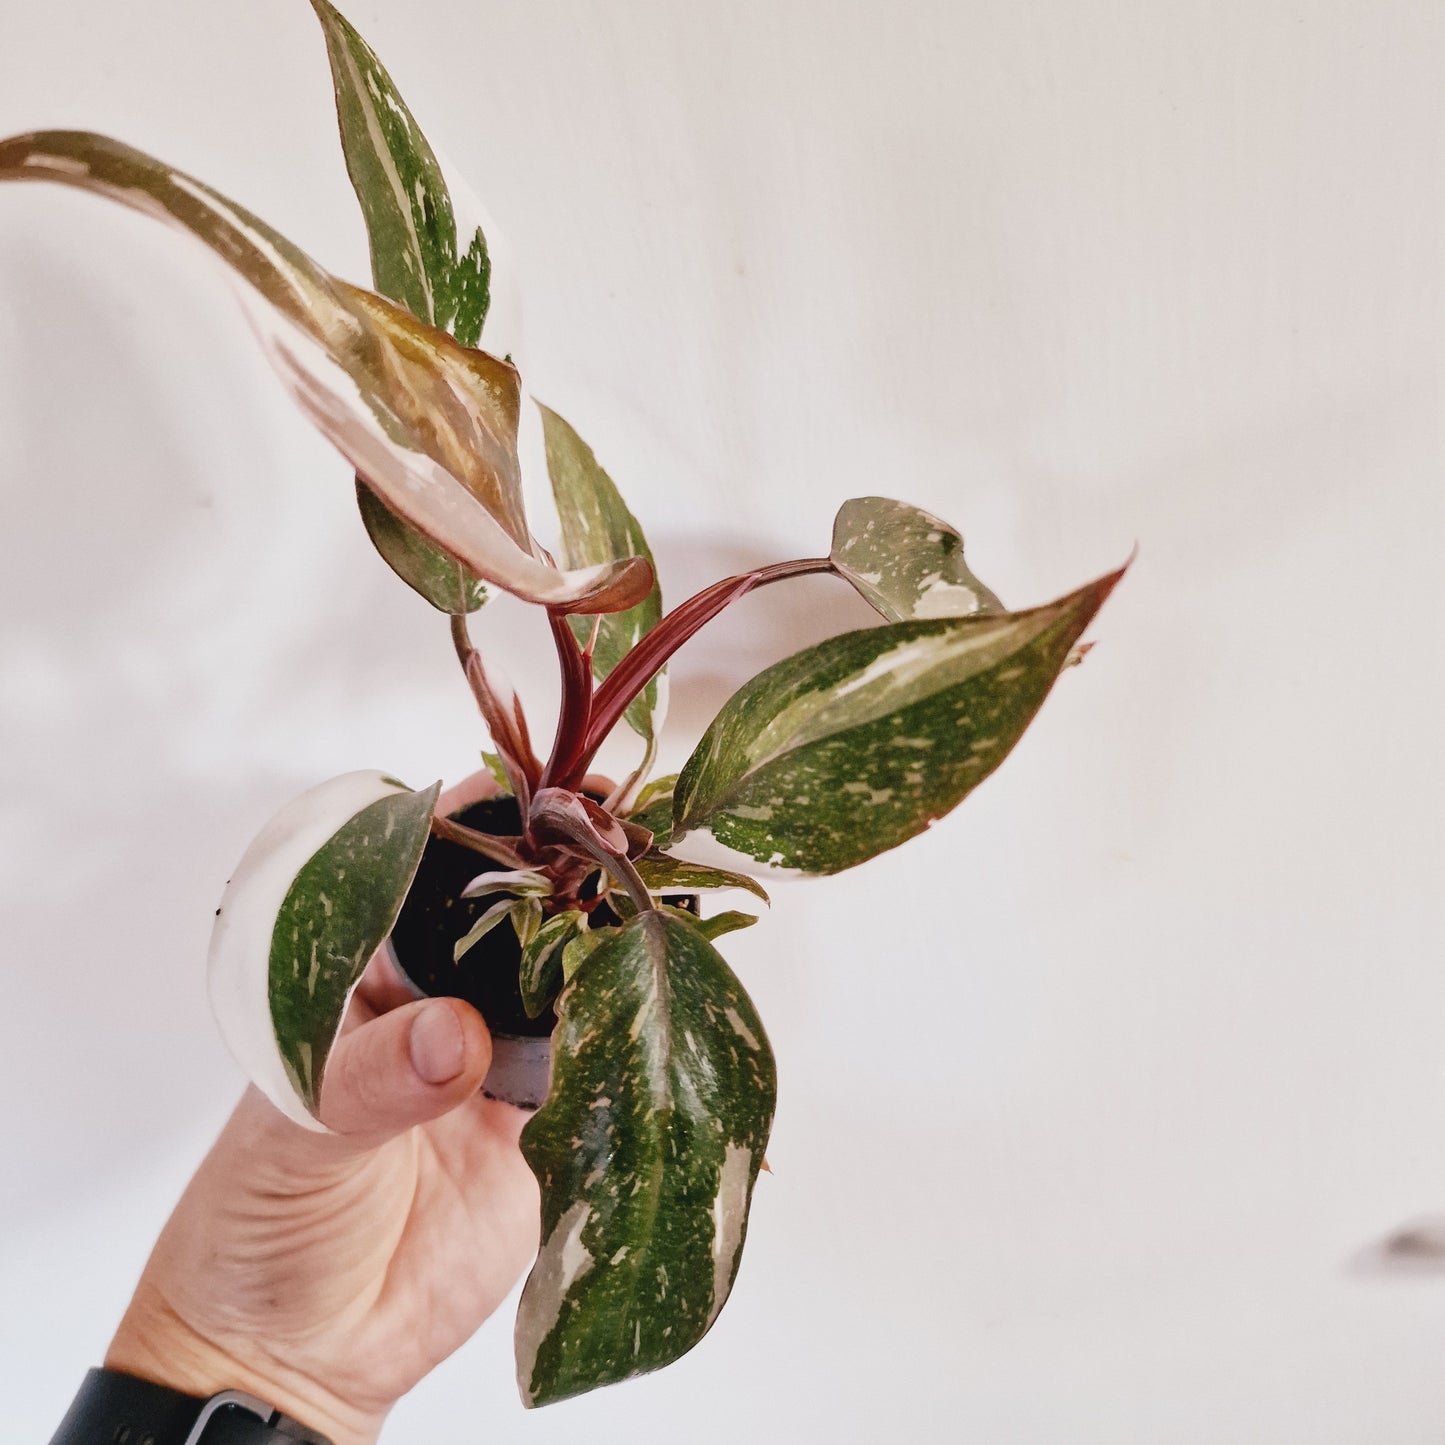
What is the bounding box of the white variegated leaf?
[831,495,1003,621]
[516,912,775,1406]
[0,131,651,614]
[671,568,1124,874]
[208,770,440,1130]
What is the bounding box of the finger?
[354,945,422,1016]
[317,997,492,1148]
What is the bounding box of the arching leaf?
[671,567,1124,874]
[831,496,1003,622]
[208,771,440,1129]
[0,131,651,613]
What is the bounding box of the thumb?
[316,997,493,1147]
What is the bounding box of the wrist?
[107,1288,379,1445]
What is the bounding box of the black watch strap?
[51,1368,333,1445]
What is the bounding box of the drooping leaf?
[831,496,1003,622]
[208,771,440,1128]
[539,404,665,741]
[355,476,486,612]
[519,910,587,1018]
[515,912,776,1407]
[635,851,770,904]
[0,131,651,614]
[671,567,1125,874]
[309,0,490,344]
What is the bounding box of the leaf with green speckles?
[0,132,651,615]
[627,774,676,847]
[634,852,770,903]
[209,771,440,1128]
[310,0,499,611]
[831,496,1003,622]
[539,404,664,743]
[671,567,1125,875]
[310,0,491,344]
[675,907,759,941]
[519,911,587,1018]
[516,911,775,1407]
[268,784,441,1110]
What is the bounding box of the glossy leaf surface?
[0,131,650,613]
[312,0,493,610]
[516,912,775,1406]
[831,495,1003,622]
[539,404,664,741]
[671,569,1124,874]
[519,910,587,1018]
[208,771,440,1128]
[634,851,770,903]
[311,0,490,345]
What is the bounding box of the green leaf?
[453,896,520,962]
[480,750,514,795]
[516,912,776,1407]
[831,496,1004,622]
[519,911,587,1018]
[634,851,770,904]
[310,0,490,345]
[209,771,440,1127]
[0,131,652,615]
[627,773,676,847]
[310,0,497,611]
[356,477,486,613]
[672,907,759,942]
[538,404,664,741]
[671,568,1124,874]
[561,925,612,984]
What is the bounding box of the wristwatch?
[51,1368,333,1444]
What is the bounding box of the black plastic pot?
[385,791,699,1109]
[385,794,556,1108]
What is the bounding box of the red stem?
[537,611,594,794]
[557,556,836,786]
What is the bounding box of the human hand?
[106,776,540,1445]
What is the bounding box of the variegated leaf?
[539,404,665,742]
[561,925,611,984]
[355,476,486,613]
[208,771,440,1129]
[627,773,676,847]
[0,131,651,614]
[311,0,493,611]
[671,568,1124,874]
[831,496,1003,622]
[675,907,759,942]
[519,910,587,1019]
[634,851,770,903]
[310,0,490,344]
[516,911,775,1406]
[454,896,521,962]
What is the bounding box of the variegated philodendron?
[0,0,1126,1409]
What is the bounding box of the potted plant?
[0,0,1124,1408]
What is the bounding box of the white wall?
[2,0,1443,1439]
